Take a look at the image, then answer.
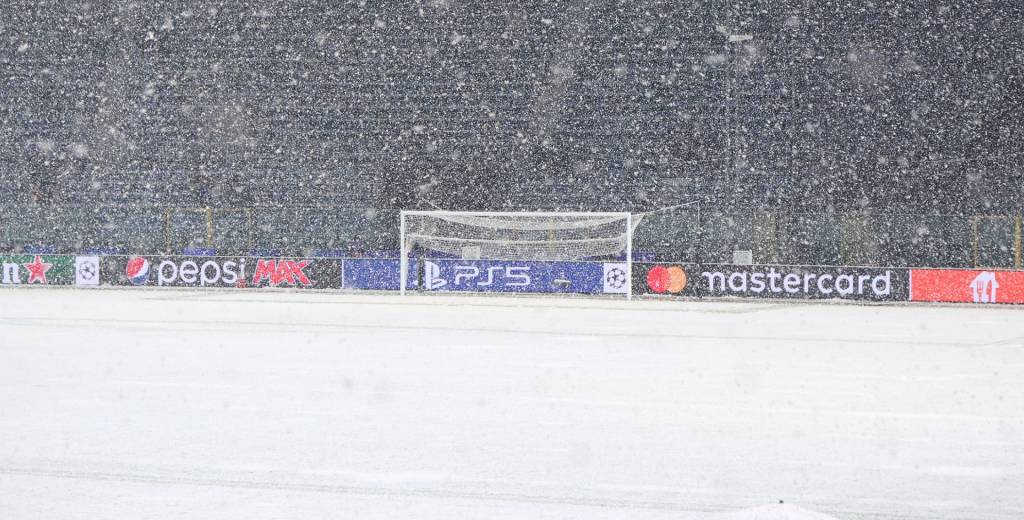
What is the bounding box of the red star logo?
[24,255,52,284]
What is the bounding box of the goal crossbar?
[400,210,630,218]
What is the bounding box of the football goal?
[399,210,634,298]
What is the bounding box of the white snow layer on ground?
[0,288,1022,520]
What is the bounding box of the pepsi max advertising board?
[103,256,343,289]
[633,263,907,302]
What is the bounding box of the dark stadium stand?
[1,1,1022,266]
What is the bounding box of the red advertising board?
[910,269,1024,304]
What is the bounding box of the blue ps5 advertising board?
[342,258,629,294]
[342,259,406,290]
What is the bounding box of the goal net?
[400,211,633,298]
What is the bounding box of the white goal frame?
[399,210,633,299]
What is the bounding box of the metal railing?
[0,203,1020,269]
[636,209,1022,269]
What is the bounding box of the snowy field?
[1,288,1022,520]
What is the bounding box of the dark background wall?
[2,1,1022,265]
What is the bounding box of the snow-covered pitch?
[1,288,1021,519]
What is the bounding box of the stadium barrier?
[342,258,628,295]
[100,255,343,289]
[8,254,1024,306]
[38,255,627,295]
[910,268,1024,304]
[0,254,96,287]
[633,263,910,303]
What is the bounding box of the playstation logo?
[423,261,447,290]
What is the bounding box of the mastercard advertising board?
[633,263,909,302]
[644,265,690,294]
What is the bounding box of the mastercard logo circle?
[646,265,687,293]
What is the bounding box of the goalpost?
[399,210,634,298]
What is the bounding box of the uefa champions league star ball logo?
[78,260,97,281]
[605,266,627,290]
[125,256,150,285]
